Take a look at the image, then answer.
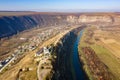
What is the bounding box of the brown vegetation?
[82,47,114,80]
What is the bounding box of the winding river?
[72,29,86,80]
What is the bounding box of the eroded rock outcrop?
[0,13,120,38]
[66,14,120,24]
[0,15,66,38]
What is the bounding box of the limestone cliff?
[66,14,120,23]
[0,13,120,38]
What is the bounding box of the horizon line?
[0,9,120,13]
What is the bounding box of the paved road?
[0,57,15,73]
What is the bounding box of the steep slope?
[0,13,120,38]
[66,14,120,24]
[0,15,66,38]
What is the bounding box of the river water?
[72,29,85,80]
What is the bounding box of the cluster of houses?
[30,27,62,45]
[0,27,63,73]
[0,56,14,69]
[35,45,53,57]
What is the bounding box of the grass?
[78,28,94,80]
[78,26,120,80]
[19,68,37,80]
[91,44,120,80]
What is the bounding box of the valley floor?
[0,25,77,80]
[78,25,120,80]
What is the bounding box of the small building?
[5,59,9,63]
[20,37,26,40]
[43,47,50,55]
[0,63,3,68]
[28,67,33,71]
[12,54,15,57]
[35,48,43,57]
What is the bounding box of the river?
[72,29,86,80]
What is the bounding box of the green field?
[78,26,120,80]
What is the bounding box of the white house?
[43,47,50,55]
[0,63,3,67]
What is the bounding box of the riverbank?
[51,26,88,80]
[78,26,119,80]
[0,26,76,80]
[70,29,89,80]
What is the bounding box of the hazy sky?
[0,0,120,12]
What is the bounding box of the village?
[35,44,55,80]
[0,26,64,73]
[0,24,76,80]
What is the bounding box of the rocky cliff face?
[0,15,66,38]
[66,14,120,23]
[0,13,120,38]
[78,15,113,23]
[114,16,120,24]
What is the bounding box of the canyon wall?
[67,15,113,23]
[66,14,120,24]
[0,15,66,38]
[0,13,120,38]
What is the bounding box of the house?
[43,47,50,55]
[35,48,43,57]
[5,59,9,63]
[0,62,3,68]
[20,37,26,40]
[12,54,15,57]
